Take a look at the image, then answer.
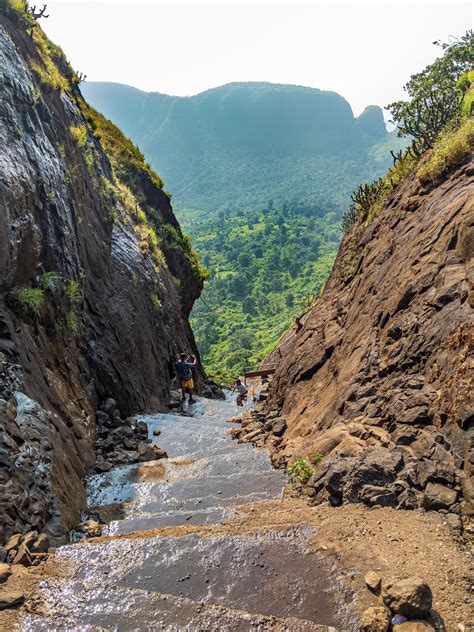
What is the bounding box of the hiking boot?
[188,398,196,404]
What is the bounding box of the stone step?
[106,507,234,535]
[88,469,287,511]
[146,421,241,459]
[23,531,349,630]
[144,411,231,429]
[20,397,355,631]
[23,585,334,631]
[87,447,279,506]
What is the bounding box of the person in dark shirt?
[175,353,197,404]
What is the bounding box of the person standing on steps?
[231,378,248,407]
[175,353,197,405]
[187,353,199,394]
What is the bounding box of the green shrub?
[15,287,44,315]
[29,29,70,93]
[66,279,81,305]
[69,125,88,148]
[40,271,60,291]
[310,452,324,466]
[387,31,473,157]
[5,0,35,28]
[417,118,474,183]
[66,311,81,333]
[151,293,162,309]
[341,204,358,232]
[287,458,315,484]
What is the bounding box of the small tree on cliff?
[387,30,474,157]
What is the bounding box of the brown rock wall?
[261,158,474,516]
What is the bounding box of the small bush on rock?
[69,125,88,148]
[310,452,324,466]
[417,117,474,183]
[288,458,315,484]
[66,279,81,306]
[15,287,44,316]
[40,271,60,291]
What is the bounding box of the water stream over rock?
[21,396,356,631]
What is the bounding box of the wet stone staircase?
[22,396,353,631]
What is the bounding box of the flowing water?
[22,396,356,631]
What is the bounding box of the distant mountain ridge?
[82,81,402,215]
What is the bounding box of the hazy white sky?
[41,1,472,116]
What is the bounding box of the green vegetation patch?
[15,286,45,316]
[190,201,340,378]
[417,117,474,183]
[288,458,315,484]
[69,125,88,148]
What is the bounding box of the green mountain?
[81,81,402,216]
[82,81,405,376]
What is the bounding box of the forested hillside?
[82,81,405,215]
[189,201,340,377]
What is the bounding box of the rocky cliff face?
[0,9,204,542]
[251,158,473,520]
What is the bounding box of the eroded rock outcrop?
[0,9,204,541]
[252,158,474,520]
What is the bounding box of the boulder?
[152,446,168,459]
[30,533,49,554]
[77,520,102,538]
[423,482,457,510]
[0,591,24,610]
[364,570,382,593]
[360,485,398,507]
[95,410,109,427]
[12,542,32,567]
[397,487,423,510]
[153,429,161,436]
[96,460,112,473]
[242,429,263,443]
[0,563,11,583]
[271,418,287,437]
[360,606,391,632]
[136,421,148,436]
[3,534,21,554]
[382,577,432,618]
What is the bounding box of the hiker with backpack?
[175,352,197,404]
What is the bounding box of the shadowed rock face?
[0,13,202,541]
[261,159,474,515]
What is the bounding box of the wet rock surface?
[18,396,356,631]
